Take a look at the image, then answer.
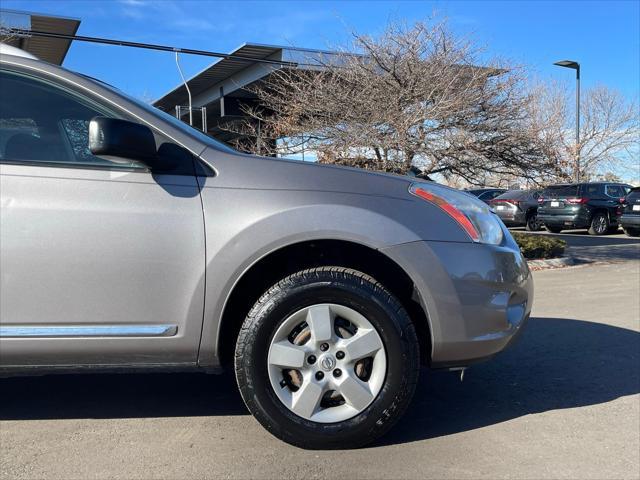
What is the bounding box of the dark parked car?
[465,188,507,204]
[621,187,640,237]
[489,190,542,231]
[537,182,631,235]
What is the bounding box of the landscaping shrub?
[512,231,566,259]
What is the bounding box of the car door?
[0,67,206,367]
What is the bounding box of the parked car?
[621,187,640,237]
[489,189,542,231]
[537,182,631,235]
[0,45,533,449]
[465,188,508,204]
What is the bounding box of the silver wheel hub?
[319,354,336,371]
[267,303,387,423]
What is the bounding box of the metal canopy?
[0,9,80,65]
[153,43,285,112]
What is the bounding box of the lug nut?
[315,371,324,381]
[336,351,345,359]
[307,355,316,365]
[333,368,342,378]
[320,343,329,351]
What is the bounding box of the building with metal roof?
[152,43,492,155]
[153,43,340,149]
[0,9,80,65]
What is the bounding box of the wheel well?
[217,240,431,368]
[591,208,610,220]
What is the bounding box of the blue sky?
[2,0,639,103]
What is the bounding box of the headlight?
[409,183,504,245]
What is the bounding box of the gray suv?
[0,46,533,449]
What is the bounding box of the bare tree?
[528,81,639,182]
[0,20,20,43]
[224,18,553,184]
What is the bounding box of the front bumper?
[382,228,533,368]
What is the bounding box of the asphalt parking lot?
[1,233,639,480]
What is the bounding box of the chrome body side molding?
[0,324,178,338]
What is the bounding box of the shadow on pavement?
[1,317,638,448]
[0,370,248,420]
[379,317,640,446]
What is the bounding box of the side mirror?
[89,117,157,165]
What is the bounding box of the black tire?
[234,266,420,449]
[525,212,541,232]
[623,227,640,237]
[545,225,563,234]
[588,212,609,235]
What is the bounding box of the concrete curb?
[527,255,579,271]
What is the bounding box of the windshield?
[93,79,236,154]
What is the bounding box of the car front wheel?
[234,267,420,449]
[623,226,640,237]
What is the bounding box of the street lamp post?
[554,60,581,181]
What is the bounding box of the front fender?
[194,145,471,367]
[196,196,429,367]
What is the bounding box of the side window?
[0,118,39,156]
[0,69,142,169]
[584,184,600,196]
[60,118,99,164]
[605,185,624,198]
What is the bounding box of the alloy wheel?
[267,303,387,423]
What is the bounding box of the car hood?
[199,148,420,200]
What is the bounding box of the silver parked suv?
[0,45,533,449]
